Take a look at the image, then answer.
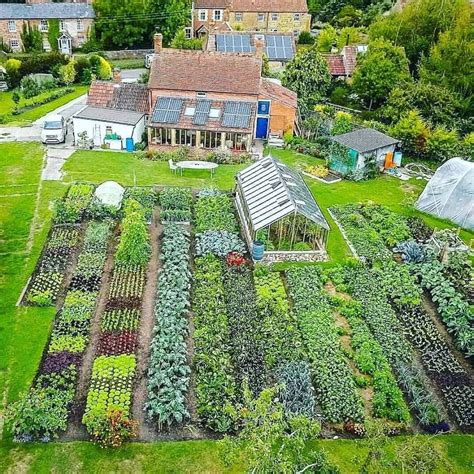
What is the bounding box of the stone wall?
[101,49,154,60]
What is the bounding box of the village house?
[0,0,94,54]
[147,33,297,153]
[72,69,149,150]
[193,0,311,38]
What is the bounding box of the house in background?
[323,45,363,79]
[329,128,400,174]
[206,31,296,68]
[147,33,297,153]
[0,1,95,54]
[193,0,311,38]
[72,69,149,150]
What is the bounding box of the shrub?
[5,58,22,88]
[297,31,315,45]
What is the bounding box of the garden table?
[176,160,218,177]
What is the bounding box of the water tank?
[252,241,265,261]
[126,137,134,152]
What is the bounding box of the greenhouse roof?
[236,156,329,232]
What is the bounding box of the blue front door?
[256,117,269,139]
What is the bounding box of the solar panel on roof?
[193,99,212,126]
[265,35,294,61]
[216,34,253,53]
[222,101,253,129]
[152,97,184,124]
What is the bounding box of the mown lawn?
[63,149,246,190]
[0,435,473,473]
[0,85,88,125]
[0,142,67,408]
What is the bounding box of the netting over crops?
[94,181,125,208]
[415,158,474,231]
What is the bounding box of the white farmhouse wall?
[73,117,145,149]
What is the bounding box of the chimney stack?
[112,67,121,83]
[154,33,163,54]
[255,37,265,59]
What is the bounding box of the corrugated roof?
[236,156,329,232]
[330,128,400,154]
[0,3,95,19]
[74,106,144,126]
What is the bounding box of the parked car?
[41,115,67,144]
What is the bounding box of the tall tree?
[150,0,190,45]
[282,47,331,115]
[352,38,412,109]
[370,0,469,68]
[420,6,474,99]
[93,0,154,49]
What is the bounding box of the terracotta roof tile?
[259,79,297,109]
[87,81,116,108]
[149,49,262,96]
[342,46,357,76]
[323,54,347,76]
[87,81,149,114]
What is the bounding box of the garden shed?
[329,128,400,174]
[235,156,329,261]
[415,158,474,231]
[94,181,125,208]
[73,106,146,150]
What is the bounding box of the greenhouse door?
[256,117,269,139]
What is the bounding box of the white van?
[41,115,67,144]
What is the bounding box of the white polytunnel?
[415,158,474,231]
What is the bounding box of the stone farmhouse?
[0,0,94,54]
[147,33,297,152]
[192,0,311,37]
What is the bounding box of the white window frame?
[59,20,65,32]
[76,19,84,32]
[257,13,265,22]
[294,13,301,22]
[235,12,243,22]
[8,20,16,33]
[198,9,207,21]
[271,13,278,21]
[184,27,192,39]
[213,9,222,21]
[40,20,49,32]
[10,38,20,50]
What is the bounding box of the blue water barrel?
[393,151,402,167]
[252,240,265,261]
[126,137,134,152]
